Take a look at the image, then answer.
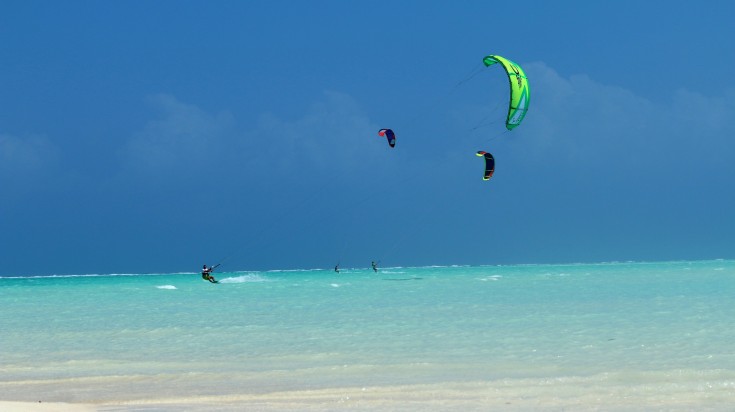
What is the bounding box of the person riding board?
[201,264,218,283]
[371,261,378,273]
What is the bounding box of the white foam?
[218,274,271,284]
[156,285,177,290]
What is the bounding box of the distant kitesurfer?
[371,261,378,273]
[201,264,217,283]
[334,264,340,273]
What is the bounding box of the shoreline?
[4,378,735,412]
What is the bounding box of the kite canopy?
[378,129,396,148]
[476,151,495,180]
[483,55,530,131]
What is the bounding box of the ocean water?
[1,260,735,410]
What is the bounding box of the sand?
[5,380,734,412]
[0,402,95,412]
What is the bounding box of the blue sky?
[1,1,734,276]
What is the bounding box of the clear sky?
[1,1,734,276]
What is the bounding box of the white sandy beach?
[5,378,735,412]
[0,402,95,412]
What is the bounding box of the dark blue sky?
[2,1,734,275]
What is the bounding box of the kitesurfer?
[201,264,217,283]
[371,261,378,273]
[334,264,340,273]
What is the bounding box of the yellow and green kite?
[482,55,530,130]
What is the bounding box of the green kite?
[482,55,530,130]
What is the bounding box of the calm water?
[2,260,734,408]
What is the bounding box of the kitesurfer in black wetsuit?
[201,265,217,283]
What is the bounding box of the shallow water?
[2,260,734,409]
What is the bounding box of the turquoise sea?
[2,260,735,411]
